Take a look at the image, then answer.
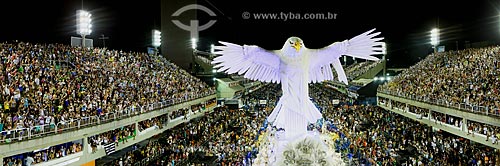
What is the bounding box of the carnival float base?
[254,130,345,166]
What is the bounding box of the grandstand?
[2,1,500,165]
[1,41,499,165]
[377,46,500,164]
[379,47,499,115]
[0,41,216,165]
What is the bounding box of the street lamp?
[430,28,440,53]
[152,30,161,47]
[210,44,215,54]
[77,10,92,47]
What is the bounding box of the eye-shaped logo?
[171,4,217,39]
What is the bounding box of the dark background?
[0,0,499,67]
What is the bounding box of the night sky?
[0,0,499,67]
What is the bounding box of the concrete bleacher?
[73,102,217,166]
[349,61,385,80]
[377,92,500,149]
[0,94,216,165]
[325,60,385,96]
[377,92,500,127]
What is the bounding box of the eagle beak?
[293,42,301,52]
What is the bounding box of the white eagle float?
[212,29,383,140]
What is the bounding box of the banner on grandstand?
[147,47,157,55]
[103,142,116,155]
[437,46,445,52]
[332,99,340,105]
[259,100,267,105]
[71,36,93,48]
[347,91,358,99]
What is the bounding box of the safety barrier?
[0,91,215,144]
[377,90,499,117]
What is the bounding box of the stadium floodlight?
[374,77,379,81]
[152,30,161,47]
[386,76,391,81]
[77,10,92,47]
[381,42,387,55]
[430,28,439,46]
[210,44,215,54]
[191,38,197,50]
[212,69,216,73]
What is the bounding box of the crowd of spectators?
[381,98,500,146]
[311,88,498,165]
[88,124,136,153]
[1,100,214,166]
[89,81,499,166]
[168,108,189,120]
[379,46,500,115]
[3,140,83,166]
[105,84,280,166]
[343,61,381,81]
[0,41,215,144]
[310,83,350,109]
[102,99,217,166]
[117,140,166,166]
[467,120,500,144]
[167,102,212,123]
[138,114,167,132]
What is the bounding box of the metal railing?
[0,91,216,144]
[378,100,499,141]
[195,55,213,65]
[377,90,500,117]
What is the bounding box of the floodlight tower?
[430,28,440,53]
[152,30,161,55]
[381,42,387,76]
[190,38,198,71]
[77,10,92,47]
[210,44,215,59]
[191,38,197,50]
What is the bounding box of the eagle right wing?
[211,41,281,83]
[308,29,384,84]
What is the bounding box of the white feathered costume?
[212,29,383,139]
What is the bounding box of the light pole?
[152,30,161,55]
[191,38,197,72]
[430,28,440,53]
[381,42,387,76]
[210,44,215,59]
[191,38,198,50]
[77,10,92,48]
[99,34,109,48]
